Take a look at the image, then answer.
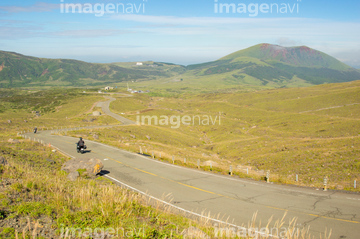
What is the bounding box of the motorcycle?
[76,143,87,154]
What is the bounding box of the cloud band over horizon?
[0,1,359,67]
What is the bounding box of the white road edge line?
[88,139,342,198]
[24,133,360,201]
[30,134,274,237]
[102,173,278,239]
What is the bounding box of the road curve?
[96,96,136,125]
[24,97,360,239]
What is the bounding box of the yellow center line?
[266,206,360,224]
[177,182,220,195]
[308,214,360,224]
[98,154,360,225]
[134,167,158,177]
[104,155,232,198]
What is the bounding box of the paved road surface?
[96,96,136,125]
[24,96,360,239]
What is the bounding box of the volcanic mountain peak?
[1,44,359,89]
[222,43,351,71]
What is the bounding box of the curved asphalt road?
[96,96,136,125]
[24,96,360,239]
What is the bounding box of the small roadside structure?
[104,86,114,91]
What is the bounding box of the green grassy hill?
[1,44,359,90]
[0,51,184,88]
[184,43,360,88]
[222,43,351,70]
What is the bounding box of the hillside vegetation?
[178,44,360,90]
[0,88,326,238]
[1,44,359,91]
[75,81,360,191]
[0,51,184,88]
[0,89,213,238]
[0,141,212,238]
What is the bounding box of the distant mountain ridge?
[186,43,360,87]
[0,51,184,88]
[0,43,359,88]
[222,43,351,70]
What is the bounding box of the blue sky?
[0,0,359,66]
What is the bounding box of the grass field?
[0,89,213,238]
[73,80,360,191]
[0,140,216,238]
[0,88,332,238]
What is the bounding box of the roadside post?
[323,176,328,191]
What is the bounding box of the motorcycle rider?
[77,137,85,152]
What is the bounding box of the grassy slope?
[82,81,360,191]
[180,44,360,90]
[0,142,209,238]
[0,89,214,238]
[0,88,121,131]
[0,87,338,238]
[117,52,360,95]
[221,43,351,70]
[0,51,183,88]
[2,45,360,93]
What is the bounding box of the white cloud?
[111,14,307,26]
[0,9,359,65]
[332,49,360,69]
[0,26,44,39]
[0,2,59,13]
[275,37,301,46]
[53,29,132,38]
[110,15,360,42]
